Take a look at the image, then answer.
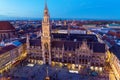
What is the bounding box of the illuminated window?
[90,66,94,70]
[60,54,62,58]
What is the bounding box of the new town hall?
[26,3,107,72]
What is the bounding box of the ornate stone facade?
[41,3,51,65]
[27,2,107,72]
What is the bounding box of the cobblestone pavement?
[1,64,109,80]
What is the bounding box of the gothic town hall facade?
[26,3,107,72]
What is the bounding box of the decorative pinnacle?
[45,0,48,10]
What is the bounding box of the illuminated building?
[27,1,107,73]
[109,52,120,80]
[63,20,67,26]
[108,45,120,80]
[0,1,118,80]
[0,40,27,73]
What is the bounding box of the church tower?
[41,0,51,65]
[26,34,30,54]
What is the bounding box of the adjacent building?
[0,21,15,39]
[0,40,27,73]
[109,45,120,80]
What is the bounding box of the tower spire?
[43,0,49,22]
[41,0,51,65]
[26,34,30,54]
[44,0,49,15]
[45,0,48,10]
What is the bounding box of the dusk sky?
[0,0,120,20]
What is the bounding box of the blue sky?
[0,0,120,20]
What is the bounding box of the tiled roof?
[52,33,98,42]
[19,38,26,44]
[30,39,41,46]
[12,40,22,46]
[92,43,106,53]
[109,44,120,60]
[0,21,15,30]
[28,33,105,53]
[0,45,17,55]
[52,40,106,53]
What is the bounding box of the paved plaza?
[0,63,109,80]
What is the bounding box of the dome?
[0,21,15,31]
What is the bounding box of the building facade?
[0,40,27,73]
[27,2,107,73]
[108,45,120,80]
[109,52,120,80]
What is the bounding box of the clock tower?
[41,1,51,65]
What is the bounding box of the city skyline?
[0,0,120,20]
[0,0,120,79]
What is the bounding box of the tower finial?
[45,0,48,10]
[44,0,49,18]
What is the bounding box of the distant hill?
[0,15,120,21]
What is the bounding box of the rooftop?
[0,21,15,31]
[109,44,120,60]
[52,40,106,53]
[29,33,106,53]
[0,40,23,55]
[52,33,98,42]
[0,45,17,55]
